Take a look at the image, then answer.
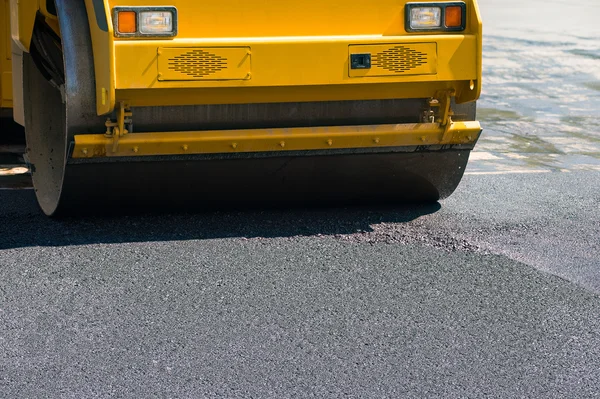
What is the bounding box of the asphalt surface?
[1,171,599,398]
[2,0,600,396]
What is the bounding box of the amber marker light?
[445,6,463,28]
[117,11,137,34]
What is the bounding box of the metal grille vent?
[167,49,228,78]
[373,46,427,73]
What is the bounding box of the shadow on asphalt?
[0,189,440,249]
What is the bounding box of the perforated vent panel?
[373,46,427,73]
[158,47,251,81]
[349,43,437,77]
[168,50,227,78]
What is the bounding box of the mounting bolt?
[421,136,427,142]
[182,144,189,151]
[232,143,238,149]
[279,141,286,148]
[81,148,88,156]
[374,138,380,144]
[132,146,139,153]
[327,139,333,146]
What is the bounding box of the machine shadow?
[0,189,441,249]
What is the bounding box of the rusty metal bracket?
[104,101,132,152]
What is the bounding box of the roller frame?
[22,0,480,216]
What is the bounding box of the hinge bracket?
[428,90,455,142]
[104,101,132,152]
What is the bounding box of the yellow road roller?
[1,0,482,215]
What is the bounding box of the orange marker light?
[445,6,463,28]
[118,11,137,34]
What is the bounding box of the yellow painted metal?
[157,47,252,81]
[8,0,38,52]
[5,0,116,114]
[72,121,482,159]
[3,0,481,117]
[349,43,437,78]
[115,82,462,108]
[1,0,13,108]
[460,0,483,103]
[92,0,482,113]
[84,0,115,115]
[114,35,476,89]
[106,0,480,39]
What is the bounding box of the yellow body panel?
[106,0,479,39]
[114,36,476,88]
[8,0,37,52]
[84,0,116,115]
[107,0,423,38]
[110,35,478,110]
[113,82,465,109]
[93,0,482,114]
[73,121,482,159]
[3,0,481,115]
[1,0,13,108]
